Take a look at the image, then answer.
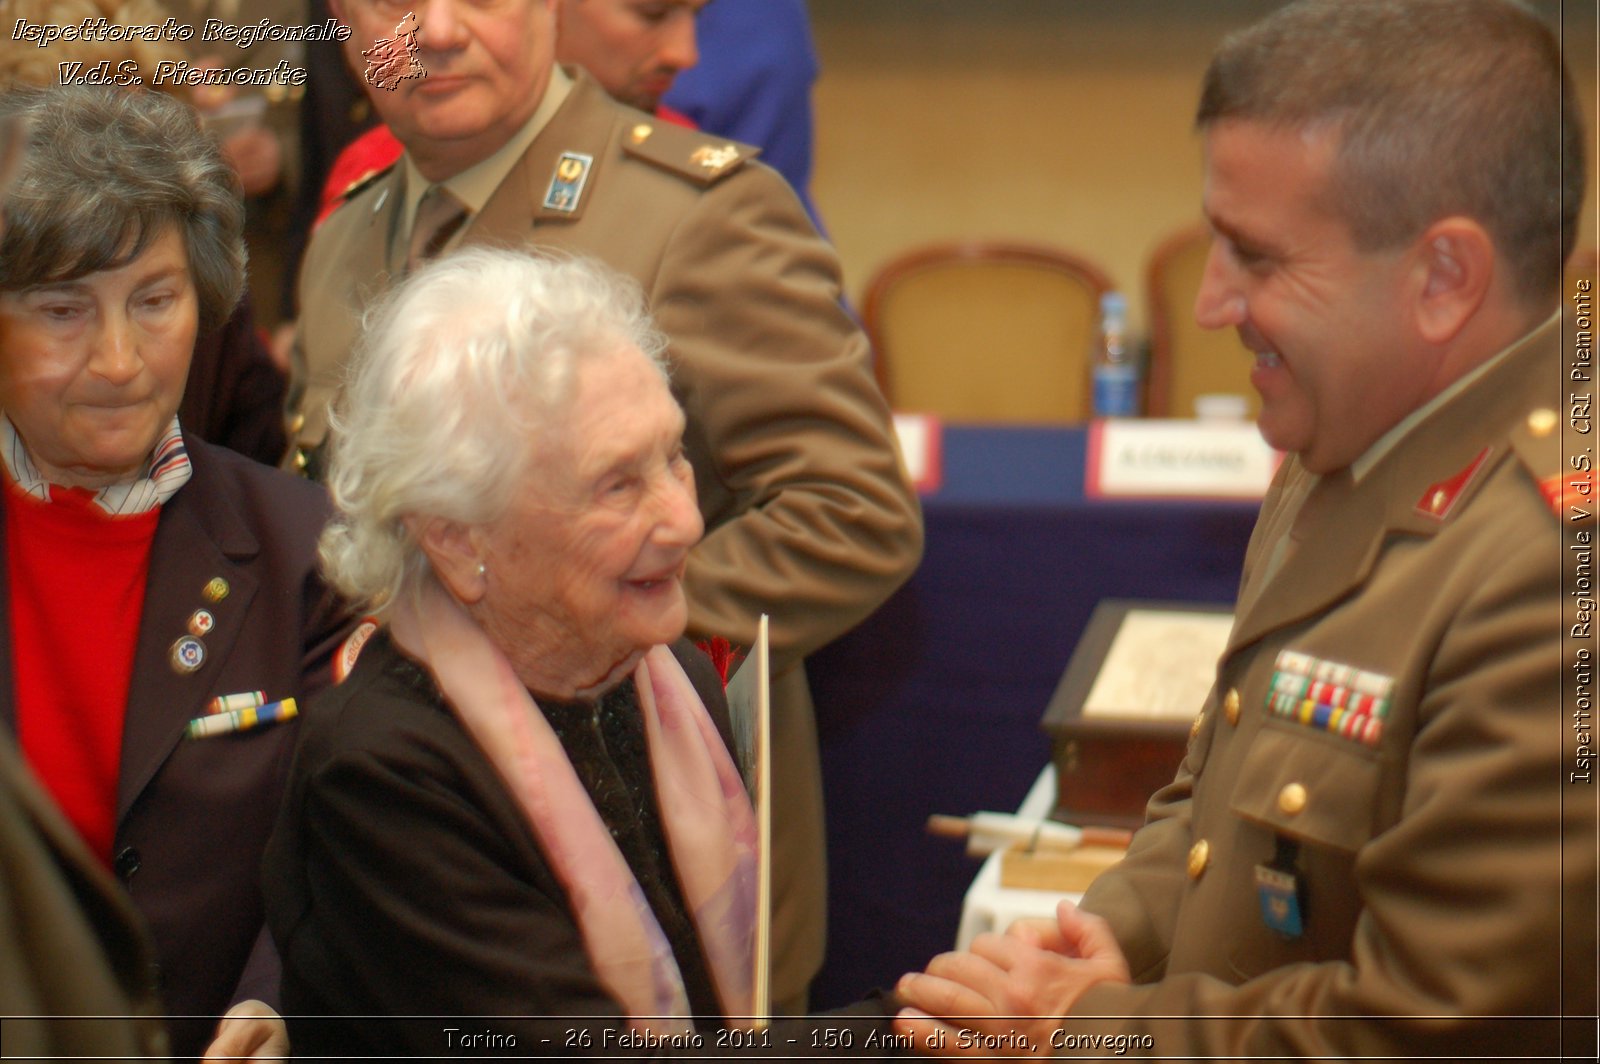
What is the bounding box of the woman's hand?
[201,999,287,1062]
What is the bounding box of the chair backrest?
[862,241,1114,422]
[1144,223,1260,420]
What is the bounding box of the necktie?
[406,186,468,272]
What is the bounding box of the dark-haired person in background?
[0,86,352,1060]
[0,98,171,1064]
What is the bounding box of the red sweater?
[7,480,158,863]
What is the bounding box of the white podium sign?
[1087,419,1278,500]
[892,412,943,494]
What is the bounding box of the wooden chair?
[861,241,1114,422]
[1144,223,1260,420]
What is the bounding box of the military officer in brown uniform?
[292,0,922,1010]
[895,1,1596,1058]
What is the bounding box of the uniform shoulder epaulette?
[1508,405,1580,518]
[619,119,761,188]
[333,160,398,209]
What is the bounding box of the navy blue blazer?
[0,434,352,1058]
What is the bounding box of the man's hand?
[201,999,287,1062]
[892,901,1131,1057]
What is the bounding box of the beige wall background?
[809,0,1600,336]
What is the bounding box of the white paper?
[892,412,941,492]
[1091,419,1277,499]
[724,615,771,1028]
[1082,609,1234,721]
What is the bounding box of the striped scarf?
[0,415,192,513]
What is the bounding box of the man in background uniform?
[292,0,922,1010]
[895,0,1597,1057]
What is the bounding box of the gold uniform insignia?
[690,144,743,175]
[544,151,594,213]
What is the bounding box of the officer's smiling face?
[333,0,557,182]
[1193,119,1435,474]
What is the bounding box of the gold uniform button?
[1278,782,1308,816]
[631,123,653,144]
[1527,408,1558,437]
[1187,840,1210,880]
[1224,688,1241,726]
[288,412,306,435]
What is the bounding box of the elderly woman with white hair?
[264,250,898,1055]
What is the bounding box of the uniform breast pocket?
[1224,724,1378,979]
[1229,723,1381,851]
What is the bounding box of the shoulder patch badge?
[543,151,594,213]
[622,120,759,187]
[334,617,381,685]
[689,142,744,178]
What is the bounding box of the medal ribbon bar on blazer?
[1267,650,1394,748]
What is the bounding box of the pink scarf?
[390,579,756,1031]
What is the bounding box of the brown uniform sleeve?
[647,162,923,669]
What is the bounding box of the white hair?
[318,248,670,613]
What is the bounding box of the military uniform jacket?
[0,436,352,1059]
[1072,318,1591,1057]
[292,70,923,1000]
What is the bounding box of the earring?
[477,563,487,577]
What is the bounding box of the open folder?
[723,614,771,1030]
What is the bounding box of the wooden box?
[1040,599,1232,830]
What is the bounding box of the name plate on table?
[1086,419,1277,499]
[893,413,943,494]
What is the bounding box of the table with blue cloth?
[806,424,1261,1007]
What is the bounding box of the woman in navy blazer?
[0,87,352,1059]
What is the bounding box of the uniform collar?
[1350,310,1560,483]
[399,65,575,237]
[1227,315,1561,656]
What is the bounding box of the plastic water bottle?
[1091,291,1139,418]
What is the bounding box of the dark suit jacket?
[263,631,893,1058]
[264,633,729,1055]
[0,735,169,1060]
[0,435,351,1059]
